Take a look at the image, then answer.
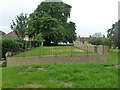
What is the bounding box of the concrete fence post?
[103,45,104,54]
[94,45,97,53]
[5,52,10,67]
[87,45,88,55]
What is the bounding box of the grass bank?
[14,46,98,57]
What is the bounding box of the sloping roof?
[2,31,18,40]
[76,36,90,42]
[0,30,6,35]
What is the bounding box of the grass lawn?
[14,46,98,57]
[2,49,119,88]
[108,49,119,65]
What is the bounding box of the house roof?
[2,31,18,40]
[76,36,90,42]
[0,30,6,35]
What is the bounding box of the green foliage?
[102,38,112,47]
[89,38,103,45]
[92,32,103,38]
[65,21,77,43]
[84,43,91,45]
[34,1,71,25]
[34,33,44,46]
[1,38,20,58]
[89,32,105,45]
[28,14,67,45]
[2,62,6,67]
[11,13,28,40]
[107,20,120,48]
[108,49,119,64]
[28,1,76,45]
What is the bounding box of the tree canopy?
[107,20,120,48]
[28,14,67,45]
[33,1,71,26]
[89,32,104,45]
[11,13,28,40]
[28,1,76,45]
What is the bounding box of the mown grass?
[2,50,119,88]
[108,49,119,65]
[14,46,98,57]
[2,63,118,88]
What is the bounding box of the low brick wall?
[97,45,109,55]
[6,55,109,67]
[74,44,96,52]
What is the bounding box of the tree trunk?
[53,42,58,46]
[43,40,51,46]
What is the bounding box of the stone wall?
[74,44,109,55]
[6,44,109,67]
[6,55,108,67]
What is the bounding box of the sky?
[0,0,119,37]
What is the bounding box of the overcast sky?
[0,0,119,37]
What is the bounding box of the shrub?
[2,38,20,58]
[88,38,103,45]
[102,38,112,48]
[2,62,6,67]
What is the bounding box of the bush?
[2,62,6,67]
[88,38,103,45]
[2,38,20,58]
[102,38,112,48]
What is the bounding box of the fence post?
[103,45,104,55]
[39,46,41,58]
[94,45,97,53]
[87,45,88,56]
[55,46,57,57]
[71,46,72,57]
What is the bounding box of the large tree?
[65,21,76,43]
[89,32,104,45]
[28,14,67,45]
[28,1,76,45]
[11,13,28,40]
[33,1,71,26]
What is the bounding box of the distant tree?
[102,38,112,47]
[92,32,103,38]
[107,21,120,48]
[89,32,103,45]
[10,13,28,40]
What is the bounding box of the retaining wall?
[74,44,109,55]
[6,44,109,67]
[6,55,108,67]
